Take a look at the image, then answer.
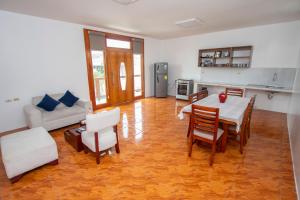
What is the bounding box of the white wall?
[162,21,300,112]
[0,11,162,132]
[287,50,300,199]
[144,38,164,97]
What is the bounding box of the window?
[133,54,142,97]
[91,50,107,104]
[133,38,143,98]
[106,39,130,49]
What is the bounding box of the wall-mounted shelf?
[198,46,253,68]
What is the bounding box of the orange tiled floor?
[0,97,297,199]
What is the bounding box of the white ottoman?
[0,127,58,183]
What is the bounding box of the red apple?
[219,92,227,103]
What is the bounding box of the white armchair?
[81,108,120,164]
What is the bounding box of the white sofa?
[24,93,91,131]
[0,127,58,182]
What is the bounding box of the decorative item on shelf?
[203,59,213,66]
[218,92,227,103]
[222,51,230,57]
[214,51,221,58]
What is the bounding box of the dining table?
[178,94,251,152]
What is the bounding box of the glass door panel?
[119,62,127,91]
[178,84,188,95]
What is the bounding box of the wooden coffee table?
[64,127,85,152]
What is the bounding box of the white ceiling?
[0,0,300,39]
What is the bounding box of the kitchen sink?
[264,85,285,89]
[247,84,286,89]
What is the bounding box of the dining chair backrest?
[189,93,199,104]
[240,103,251,133]
[250,95,256,111]
[198,90,208,100]
[189,90,208,104]
[248,95,256,124]
[191,105,219,141]
[225,87,244,97]
[86,107,120,133]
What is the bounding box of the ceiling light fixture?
[112,0,139,5]
[175,18,204,28]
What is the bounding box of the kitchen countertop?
[196,81,293,93]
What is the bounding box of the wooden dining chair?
[246,95,256,140]
[225,87,244,97]
[187,90,209,137]
[228,103,251,154]
[188,105,224,166]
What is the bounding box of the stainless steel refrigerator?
[154,62,168,97]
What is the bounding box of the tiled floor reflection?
[0,97,297,199]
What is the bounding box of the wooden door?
[106,48,134,105]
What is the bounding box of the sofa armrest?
[76,99,92,113]
[23,105,43,128]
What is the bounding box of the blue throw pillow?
[59,90,79,107]
[37,94,60,111]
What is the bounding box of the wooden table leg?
[221,123,228,152]
[187,117,191,137]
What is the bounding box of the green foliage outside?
[93,65,105,78]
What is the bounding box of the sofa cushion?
[59,90,79,107]
[33,93,65,109]
[42,105,85,122]
[32,93,63,105]
[193,128,224,141]
[37,94,60,111]
[81,127,117,152]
